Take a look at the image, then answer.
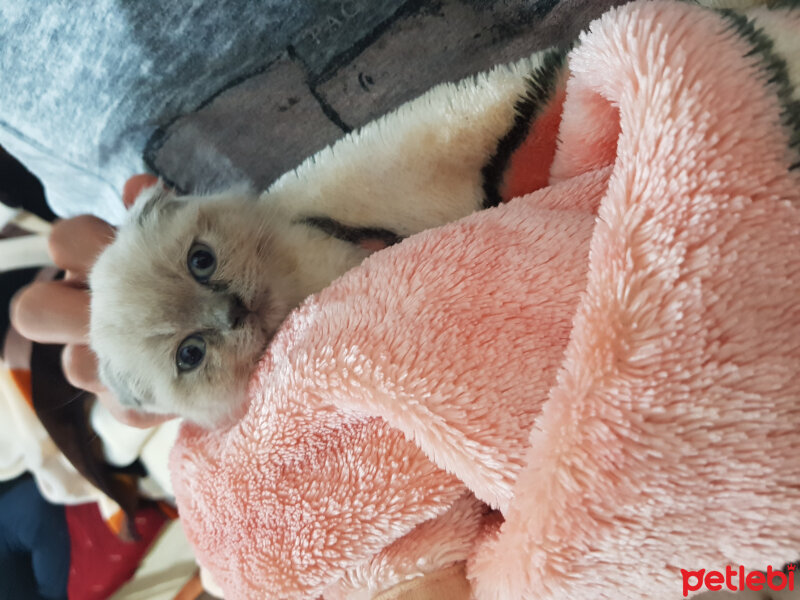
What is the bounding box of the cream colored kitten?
[89,52,550,427]
[89,183,377,427]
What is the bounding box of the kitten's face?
[89,185,298,427]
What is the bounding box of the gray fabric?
[0,0,626,224]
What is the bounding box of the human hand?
[10,174,174,428]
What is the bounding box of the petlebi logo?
[681,564,796,597]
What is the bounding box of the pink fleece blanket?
[170,2,800,598]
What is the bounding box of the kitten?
[88,52,550,427]
[89,183,383,427]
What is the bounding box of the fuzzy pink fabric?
[170,2,800,599]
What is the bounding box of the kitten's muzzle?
[228,294,250,330]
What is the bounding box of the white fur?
[264,52,548,233]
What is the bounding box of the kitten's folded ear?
[128,179,180,225]
[122,174,160,209]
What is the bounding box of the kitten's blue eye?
[187,242,216,282]
[176,335,206,372]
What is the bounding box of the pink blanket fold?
[171,2,800,599]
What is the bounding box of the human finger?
[10,281,90,345]
[48,215,115,278]
[61,344,106,394]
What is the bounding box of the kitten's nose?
[228,295,249,329]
